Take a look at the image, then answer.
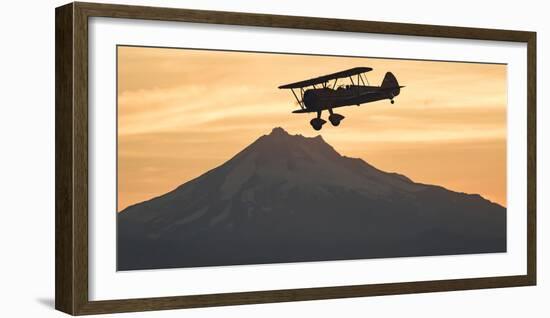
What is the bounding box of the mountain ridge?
[120,127,502,212]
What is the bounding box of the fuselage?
[301,85,400,111]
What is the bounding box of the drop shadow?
[36,297,55,310]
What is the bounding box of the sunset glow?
[117,46,507,211]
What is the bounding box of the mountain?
[117,127,506,270]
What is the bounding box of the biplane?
[279,67,404,130]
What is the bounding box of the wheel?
[310,118,326,131]
[391,99,395,104]
[329,117,341,126]
[328,113,345,127]
[311,122,322,130]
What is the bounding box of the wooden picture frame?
[55,2,536,315]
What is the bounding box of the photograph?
[116,46,507,271]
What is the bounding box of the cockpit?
[337,84,351,90]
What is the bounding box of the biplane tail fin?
[381,72,402,98]
[381,72,399,88]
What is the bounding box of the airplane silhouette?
[279,67,404,130]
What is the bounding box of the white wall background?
[0,0,547,316]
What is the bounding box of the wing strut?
[290,88,305,109]
[358,73,367,86]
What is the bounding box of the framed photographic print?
[55,2,536,315]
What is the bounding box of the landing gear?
[310,110,326,131]
[328,114,345,126]
[309,109,345,130]
[310,118,326,131]
[389,93,395,104]
[328,108,345,126]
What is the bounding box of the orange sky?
[117,46,507,211]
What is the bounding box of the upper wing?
[278,67,373,89]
